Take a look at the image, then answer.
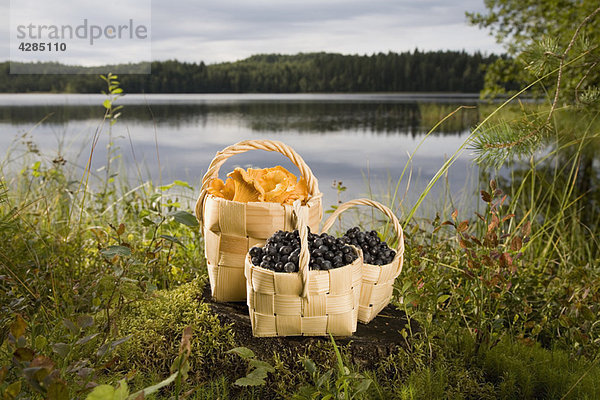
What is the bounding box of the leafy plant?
[294,335,372,400]
[2,313,131,399]
[85,326,192,400]
[226,347,275,387]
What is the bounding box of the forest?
[0,50,511,93]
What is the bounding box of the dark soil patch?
[202,284,418,369]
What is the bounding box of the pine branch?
[470,117,551,168]
[472,6,600,168]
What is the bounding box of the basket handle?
[195,140,321,228]
[292,200,311,299]
[320,198,405,275]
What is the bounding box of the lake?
[0,93,487,215]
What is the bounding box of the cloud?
[0,0,503,66]
[149,0,503,63]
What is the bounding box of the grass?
[0,78,599,399]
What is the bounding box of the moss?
[481,339,600,400]
[115,278,235,380]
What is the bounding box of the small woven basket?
[195,140,323,302]
[245,201,362,337]
[321,198,404,324]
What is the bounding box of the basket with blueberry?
[321,198,404,323]
[244,201,362,337]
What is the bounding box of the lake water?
[0,93,486,215]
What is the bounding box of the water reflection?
[0,96,480,135]
[0,94,483,211]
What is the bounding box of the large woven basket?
[244,201,362,337]
[195,140,322,302]
[321,198,404,323]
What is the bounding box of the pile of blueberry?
[249,229,359,273]
[342,227,396,265]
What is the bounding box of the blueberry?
[267,246,278,256]
[249,247,262,257]
[313,238,323,248]
[325,251,335,260]
[260,260,271,269]
[322,260,332,270]
[284,262,296,273]
[251,256,261,265]
[343,253,354,264]
[275,262,284,271]
[280,246,292,255]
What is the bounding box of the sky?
[0,0,505,66]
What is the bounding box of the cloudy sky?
[1,0,504,65]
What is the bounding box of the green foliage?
[401,181,534,352]
[467,0,600,95]
[0,80,212,398]
[85,369,182,399]
[294,336,373,400]
[467,0,600,166]
[226,347,275,387]
[100,73,124,126]
[86,380,130,400]
[1,312,133,399]
[86,326,194,400]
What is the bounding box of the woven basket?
[321,198,404,324]
[195,140,323,302]
[244,201,362,337]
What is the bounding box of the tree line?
[0,50,512,93]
